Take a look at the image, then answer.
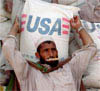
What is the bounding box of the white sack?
[0,0,12,40]
[83,50,100,88]
[20,0,80,62]
[86,88,100,91]
[58,0,77,5]
[0,19,12,40]
[58,0,85,7]
[77,20,100,88]
[0,0,11,18]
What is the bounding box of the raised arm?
[69,16,97,89]
[2,17,29,81]
[70,16,93,45]
[8,17,20,36]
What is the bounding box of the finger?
[70,18,73,23]
[15,16,19,24]
[73,16,77,19]
[74,16,78,22]
[17,28,21,33]
[70,18,74,23]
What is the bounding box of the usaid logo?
[21,14,70,35]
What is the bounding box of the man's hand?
[13,17,20,32]
[70,16,82,31]
[8,17,20,36]
[70,16,93,45]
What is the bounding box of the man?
[2,16,97,91]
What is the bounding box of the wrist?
[9,27,18,36]
[6,35,17,43]
[9,24,19,36]
[8,31,17,36]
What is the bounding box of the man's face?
[37,41,59,67]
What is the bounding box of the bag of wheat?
[0,0,12,40]
[58,0,85,7]
[83,50,100,88]
[20,0,80,62]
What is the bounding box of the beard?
[40,56,59,68]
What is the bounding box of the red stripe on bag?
[21,21,26,25]
[22,14,27,18]
[62,24,69,29]
[62,31,69,34]
[21,28,24,32]
[62,18,70,22]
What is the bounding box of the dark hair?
[37,41,55,53]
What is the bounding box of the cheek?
[40,52,48,59]
[54,51,58,57]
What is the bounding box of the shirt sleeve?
[2,37,29,81]
[69,43,97,80]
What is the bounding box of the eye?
[44,49,48,52]
[52,48,56,51]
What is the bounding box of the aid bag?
[20,0,79,62]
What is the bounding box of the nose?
[48,50,53,57]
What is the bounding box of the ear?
[35,52,40,59]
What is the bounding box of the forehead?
[40,42,56,49]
